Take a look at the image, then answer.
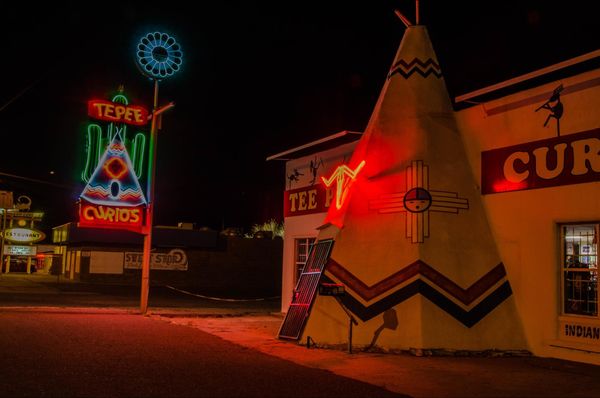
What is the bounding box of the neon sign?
[79,202,144,231]
[1,227,46,243]
[136,32,183,80]
[321,160,366,209]
[88,99,149,126]
[79,110,147,232]
[82,93,147,183]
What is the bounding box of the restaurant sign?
[481,128,600,194]
[1,227,46,243]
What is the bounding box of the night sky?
[1,1,599,234]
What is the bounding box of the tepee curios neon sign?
[79,91,149,232]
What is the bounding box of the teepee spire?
[295,16,526,352]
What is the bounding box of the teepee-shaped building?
[283,21,528,351]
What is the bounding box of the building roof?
[266,130,362,161]
[454,49,600,109]
[52,222,218,248]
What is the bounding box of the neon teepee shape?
[80,132,147,207]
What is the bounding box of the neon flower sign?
[136,32,183,80]
[321,160,366,209]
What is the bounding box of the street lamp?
[135,32,182,315]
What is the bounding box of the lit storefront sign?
[79,202,144,231]
[3,245,37,256]
[123,249,188,270]
[78,91,148,233]
[1,227,46,243]
[284,185,333,217]
[481,128,600,194]
[88,100,149,126]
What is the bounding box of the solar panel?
[278,239,334,340]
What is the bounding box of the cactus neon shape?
[82,93,147,183]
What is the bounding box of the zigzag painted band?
[327,258,507,305]
[324,259,511,327]
[387,58,442,79]
[321,276,512,327]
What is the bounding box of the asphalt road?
[0,309,403,398]
[0,273,280,313]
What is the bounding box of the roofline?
[455,48,600,104]
[266,130,362,161]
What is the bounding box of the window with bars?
[294,237,315,283]
[561,223,598,317]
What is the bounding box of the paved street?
[2,273,600,397]
[0,308,401,398]
[0,273,280,314]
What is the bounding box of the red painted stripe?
[326,258,506,305]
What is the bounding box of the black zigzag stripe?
[390,58,440,70]
[387,67,443,80]
[322,276,512,328]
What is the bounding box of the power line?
[0,171,74,190]
[0,79,42,113]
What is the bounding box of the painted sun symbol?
[136,32,183,79]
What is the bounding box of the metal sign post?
[135,32,182,315]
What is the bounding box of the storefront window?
[294,237,315,283]
[561,223,598,317]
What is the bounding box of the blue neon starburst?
[136,32,183,80]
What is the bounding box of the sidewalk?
[156,313,600,398]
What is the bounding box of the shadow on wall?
[367,309,399,349]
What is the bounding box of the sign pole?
[140,79,159,315]
[0,209,5,275]
[139,84,175,315]
[135,31,181,315]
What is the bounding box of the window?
[294,237,315,283]
[561,223,598,317]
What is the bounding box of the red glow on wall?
[491,180,528,193]
[88,99,149,126]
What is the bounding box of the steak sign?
[481,128,600,194]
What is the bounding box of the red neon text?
[79,201,144,232]
[88,100,149,126]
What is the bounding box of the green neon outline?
[132,133,146,179]
[82,93,147,182]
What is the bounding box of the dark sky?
[1,1,599,234]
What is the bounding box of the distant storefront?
[52,222,282,298]
[0,193,56,274]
